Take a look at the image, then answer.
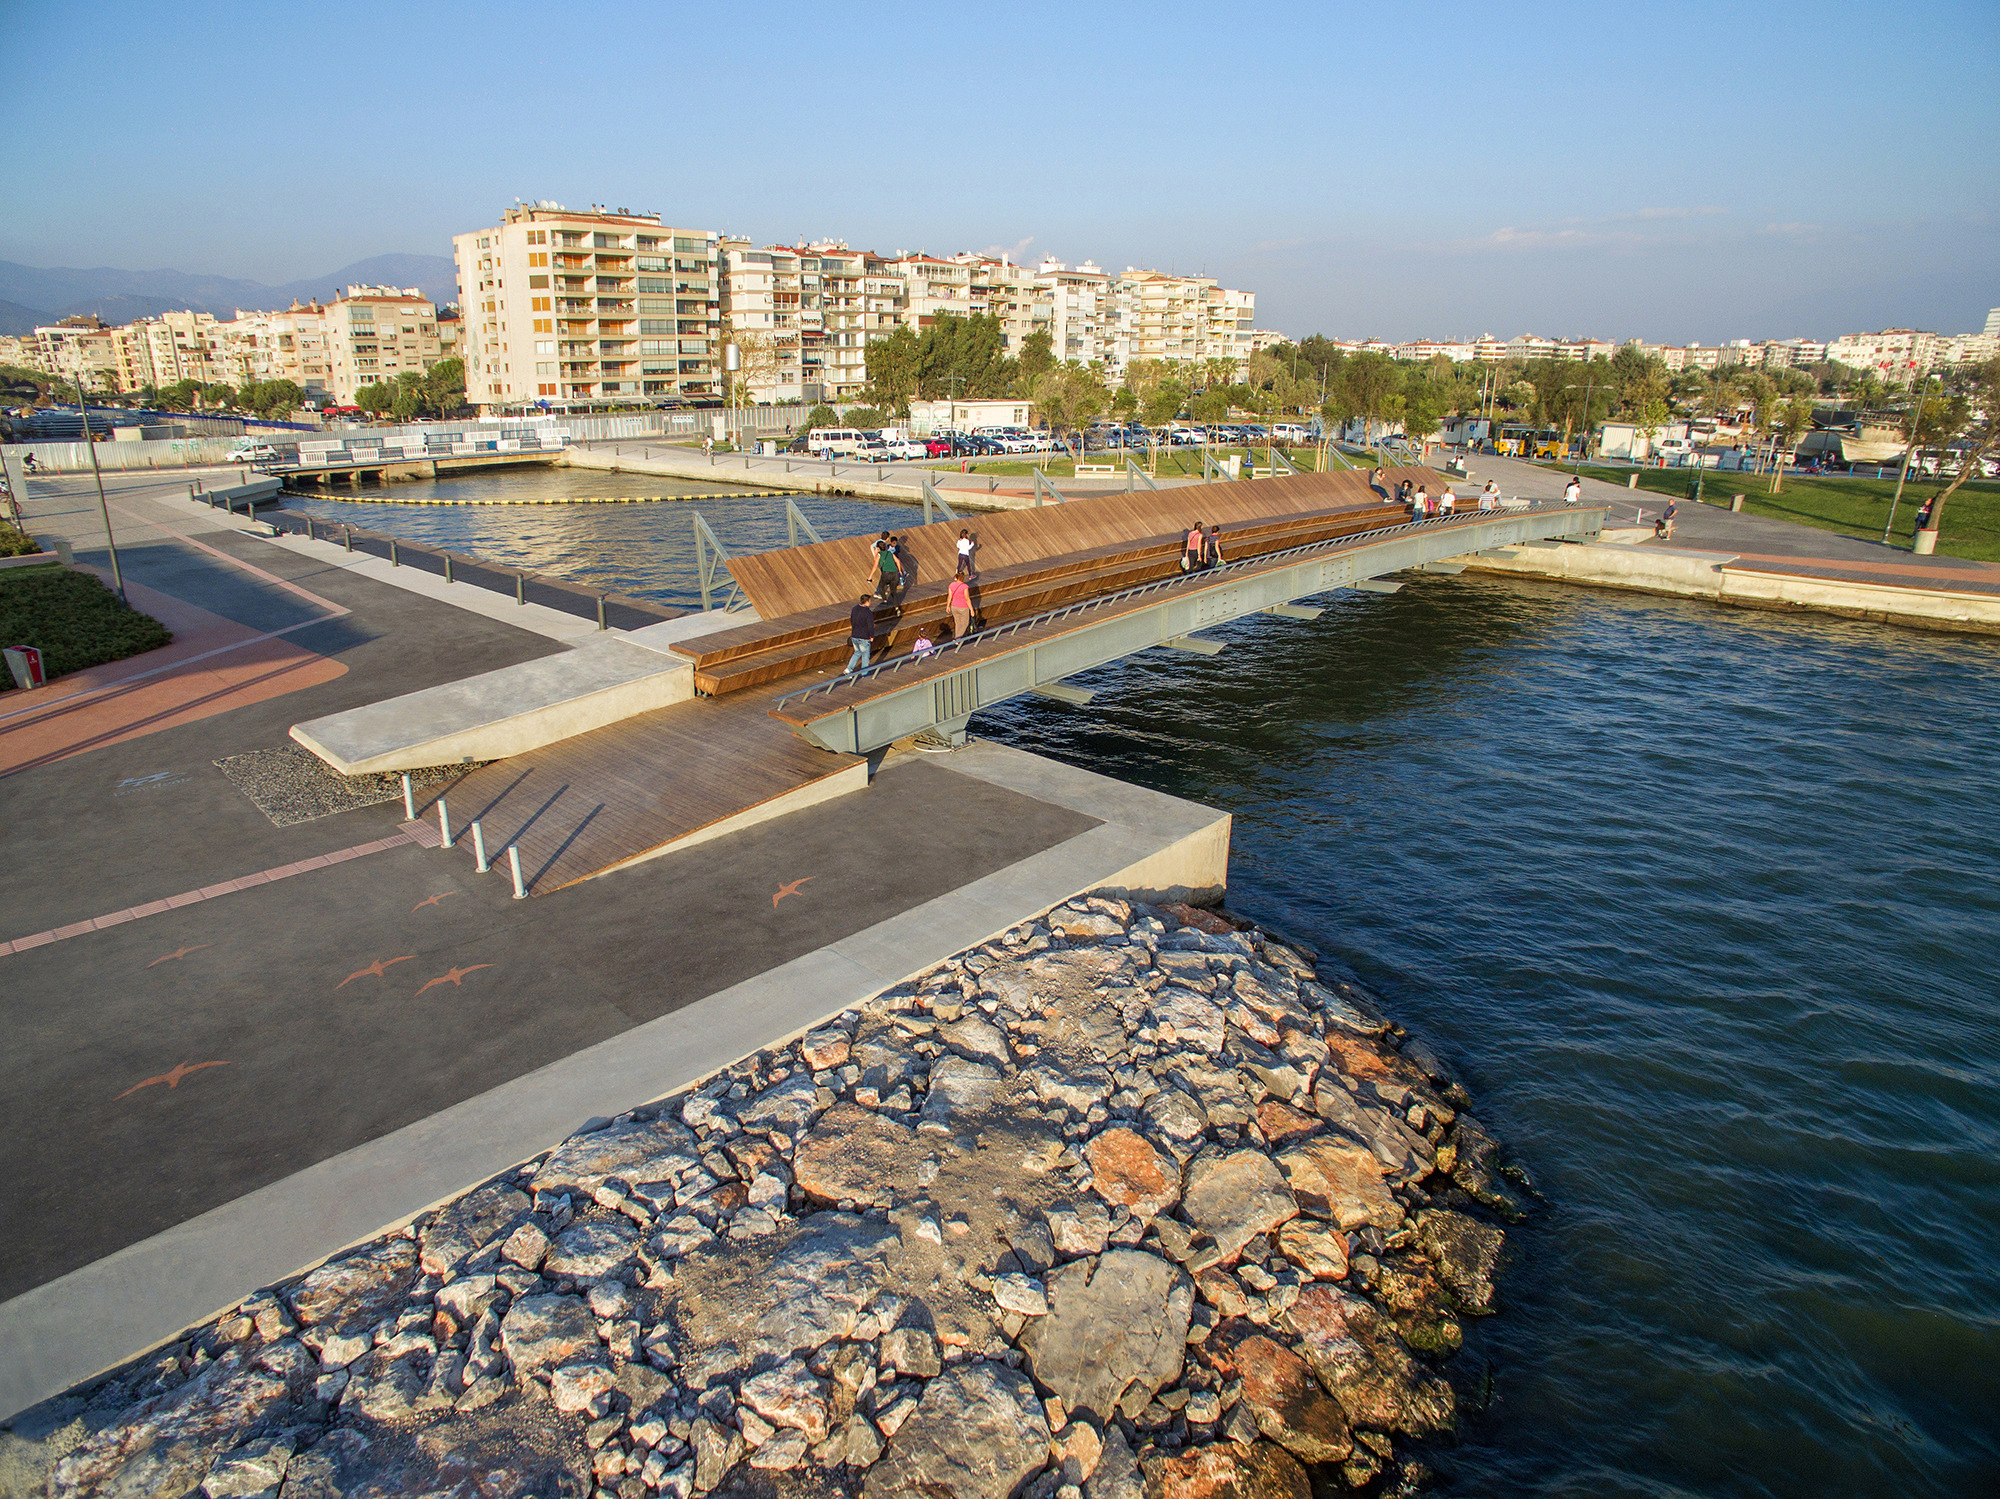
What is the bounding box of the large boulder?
[792,1102,921,1206]
[534,1115,701,1195]
[419,1182,529,1276]
[1181,1149,1297,1262]
[1209,1328,1352,1464]
[286,1239,417,1336]
[499,1294,597,1375]
[864,1362,1050,1499]
[1284,1284,1455,1436]
[1142,1439,1312,1498]
[737,1072,821,1135]
[1148,990,1227,1054]
[1414,1209,1505,1314]
[542,1217,640,1280]
[1018,1249,1192,1422]
[919,1058,1004,1129]
[48,1353,293,1499]
[1275,1137,1400,1231]
[1086,1127,1182,1218]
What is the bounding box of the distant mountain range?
[0,254,459,337]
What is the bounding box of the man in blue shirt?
[846,597,876,674]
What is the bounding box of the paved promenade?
[0,469,1231,1418]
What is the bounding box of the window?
[535,362,554,376]
[534,340,554,354]
[478,237,490,249]
[638,298,672,314]
[527,231,546,246]
[529,276,548,289]
[640,320,672,335]
[637,277,669,293]
[673,237,706,253]
[532,319,552,333]
[531,297,551,312]
[640,340,674,355]
[636,256,666,272]
[538,383,556,395]
[529,253,548,268]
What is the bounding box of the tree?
[1111,386,1137,418]
[916,313,1012,399]
[1336,353,1401,449]
[1141,377,1187,428]
[390,373,423,421]
[1769,395,1815,492]
[1189,388,1228,423]
[864,327,919,414]
[1401,384,1442,451]
[724,327,780,409]
[1636,392,1671,459]
[1027,361,1107,440]
[803,403,838,432]
[158,379,199,412]
[841,406,887,429]
[356,381,394,415]
[422,359,464,418]
[1910,356,1996,544]
[1016,329,1056,389]
[200,382,236,410]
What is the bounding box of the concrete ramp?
[291,635,693,775]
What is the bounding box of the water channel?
[285,481,2000,1496]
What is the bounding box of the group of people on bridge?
[1367,467,1506,518]
[846,529,981,674]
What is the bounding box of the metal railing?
[771,500,1574,710]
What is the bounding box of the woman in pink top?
[948,570,973,638]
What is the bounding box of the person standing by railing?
[1183,520,1204,571]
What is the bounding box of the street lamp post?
[1882,376,1932,544]
[73,374,127,602]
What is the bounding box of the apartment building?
[720,242,806,404]
[453,203,721,413]
[317,286,445,405]
[1044,259,1114,367]
[1824,329,1938,383]
[1110,269,1255,377]
[31,317,120,391]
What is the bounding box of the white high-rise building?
[452,203,721,412]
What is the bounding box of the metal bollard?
[597,594,607,631]
[1627,473,1639,489]
[306,518,315,541]
[390,538,399,566]
[516,571,526,605]
[508,844,526,899]
[438,797,453,849]
[344,525,353,552]
[443,553,453,584]
[401,773,415,820]
[471,821,489,873]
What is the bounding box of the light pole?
[73,373,126,602]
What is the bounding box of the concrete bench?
[290,634,695,776]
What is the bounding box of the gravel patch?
[212,749,473,827]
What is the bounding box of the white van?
[806,427,866,456]
[1269,423,1309,444]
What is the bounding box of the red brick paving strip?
[0,832,416,957]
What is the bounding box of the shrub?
[0,520,42,558]
[0,568,171,689]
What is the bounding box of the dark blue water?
[283,489,2000,1496]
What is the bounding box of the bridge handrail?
[771,500,1587,710]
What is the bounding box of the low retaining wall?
[1455,540,2000,633]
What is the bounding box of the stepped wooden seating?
[675,471,1439,698]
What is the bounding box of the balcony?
[558,299,593,313]
[597,299,634,314]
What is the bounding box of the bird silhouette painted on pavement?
[116,1060,229,1100]
[772,878,814,908]
[336,955,415,990]
[148,944,211,968]
[411,892,456,913]
[415,964,493,996]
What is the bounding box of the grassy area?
[0,567,172,690]
[1569,465,2000,563]
[936,447,1332,481]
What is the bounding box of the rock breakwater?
[13,898,1530,1499]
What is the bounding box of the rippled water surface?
[291,491,2000,1496]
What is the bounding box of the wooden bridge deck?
[425,683,859,895]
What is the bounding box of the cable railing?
[771,499,1580,710]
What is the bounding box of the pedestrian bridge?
[292,468,1606,892]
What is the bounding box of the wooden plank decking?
[427,686,860,894]
[722,468,1441,619]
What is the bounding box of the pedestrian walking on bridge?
[845,597,877,674]
[948,569,973,638]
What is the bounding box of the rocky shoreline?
[8,896,1531,1499]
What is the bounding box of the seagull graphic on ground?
[415,964,494,996]
[772,877,814,908]
[116,1060,229,1100]
[411,892,456,913]
[147,944,211,968]
[336,955,415,990]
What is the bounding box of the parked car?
[806,427,867,456]
[226,442,280,463]
[883,438,926,460]
[924,436,954,457]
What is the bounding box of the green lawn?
[1569,465,2000,563]
[0,566,172,690]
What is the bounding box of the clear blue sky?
[4,0,1995,344]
